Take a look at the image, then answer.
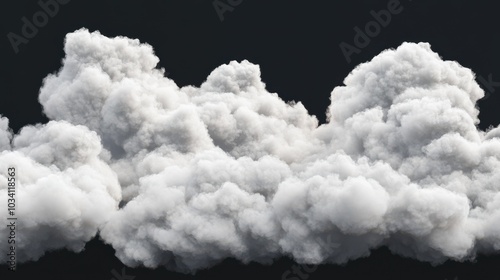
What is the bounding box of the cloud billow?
[1,28,500,273]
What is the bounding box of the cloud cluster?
[0,121,121,261]
[2,28,500,273]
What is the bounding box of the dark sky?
[0,0,499,279]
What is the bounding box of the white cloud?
[2,28,500,273]
[0,121,120,262]
[0,116,12,151]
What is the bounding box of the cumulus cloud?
[0,116,12,151]
[0,121,121,262]
[2,28,500,273]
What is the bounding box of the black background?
[0,0,499,279]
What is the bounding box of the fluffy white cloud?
[0,116,12,151]
[0,121,120,262]
[3,28,500,272]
